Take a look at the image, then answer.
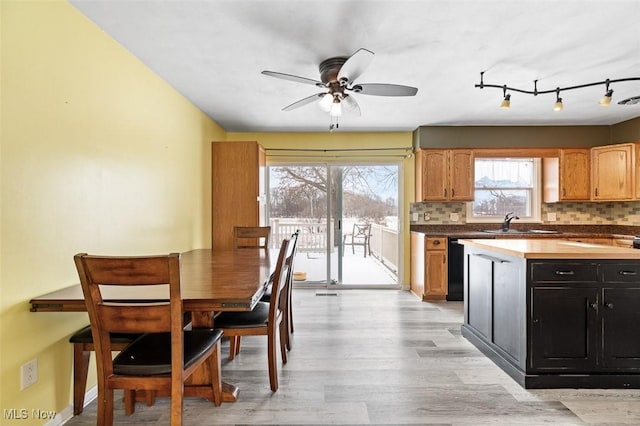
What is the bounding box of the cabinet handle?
[590,303,598,310]
[605,303,614,309]
[451,188,455,197]
[444,188,447,197]
[595,188,599,197]
[554,270,575,275]
[619,270,638,276]
[432,240,440,246]
[562,188,566,196]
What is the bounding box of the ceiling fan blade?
[337,48,374,84]
[262,70,324,87]
[282,93,325,111]
[350,83,418,96]
[341,94,361,116]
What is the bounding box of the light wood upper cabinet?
[591,143,635,201]
[543,149,591,202]
[211,141,266,250]
[416,149,474,201]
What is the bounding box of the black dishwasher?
[447,238,464,301]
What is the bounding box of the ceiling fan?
[261,48,418,129]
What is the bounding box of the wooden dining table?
[30,248,275,403]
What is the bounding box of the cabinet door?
[560,149,590,201]
[591,143,634,200]
[420,150,448,201]
[425,238,447,300]
[449,150,475,201]
[530,287,598,372]
[601,287,640,370]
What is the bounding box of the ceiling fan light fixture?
[330,97,342,117]
[318,93,333,111]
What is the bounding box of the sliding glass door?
[267,163,400,287]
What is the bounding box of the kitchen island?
[459,238,640,389]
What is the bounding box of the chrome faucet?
[502,212,519,231]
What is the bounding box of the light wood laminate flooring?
[65,289,640,425]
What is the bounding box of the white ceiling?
[69,0,640,133]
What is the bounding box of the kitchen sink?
[481,229,561,234]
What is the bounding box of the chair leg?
[229,336,241,360]
[267,328,279,392]
[123,390,136,416]
[169,384,184,426]
[97,385,113,426]
[209,342,223,406]
[72,345,90,415]
[145,390,156,406]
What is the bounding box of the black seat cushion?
[113,329,223,376]
[214,301,270,328]
[69,325,140,344]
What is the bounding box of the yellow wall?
[1,1,225,422]
[227,132,416,285]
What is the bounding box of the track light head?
[500,94,511,109]
[553,89,563,111]
[500,86,510,109]
[600,89,614,106]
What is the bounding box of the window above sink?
[467,157,542,224]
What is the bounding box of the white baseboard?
[44,385,97,426]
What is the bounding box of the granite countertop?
[410,224,639,240]
[458,238,640,259]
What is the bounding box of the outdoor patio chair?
[343,223,372,257]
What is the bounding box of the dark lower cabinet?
[601,287,640,370]
[530,287,599,372]
[462,248,640,388]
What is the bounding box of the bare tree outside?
[269,165,398,226]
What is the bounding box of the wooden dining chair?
[214,237,292,392]
[233,226,271,249]
[74,253,223,425]
[69,326,142,415]
[261,229,299,354]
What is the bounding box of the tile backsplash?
[410,201,640,226]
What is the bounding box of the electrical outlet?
[411,212,419,222]
[547,212,557,222]
[449,213,459,222]
[21,359,38,390]
[423,212,430,221]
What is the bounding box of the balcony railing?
[269,218,398,274]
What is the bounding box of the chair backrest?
[233,226,271,249]
[353,223,371,238]
[74,253,184,382]
[280,230,299,307]
[267,237,292,328]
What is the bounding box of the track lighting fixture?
[476,72,640,111]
